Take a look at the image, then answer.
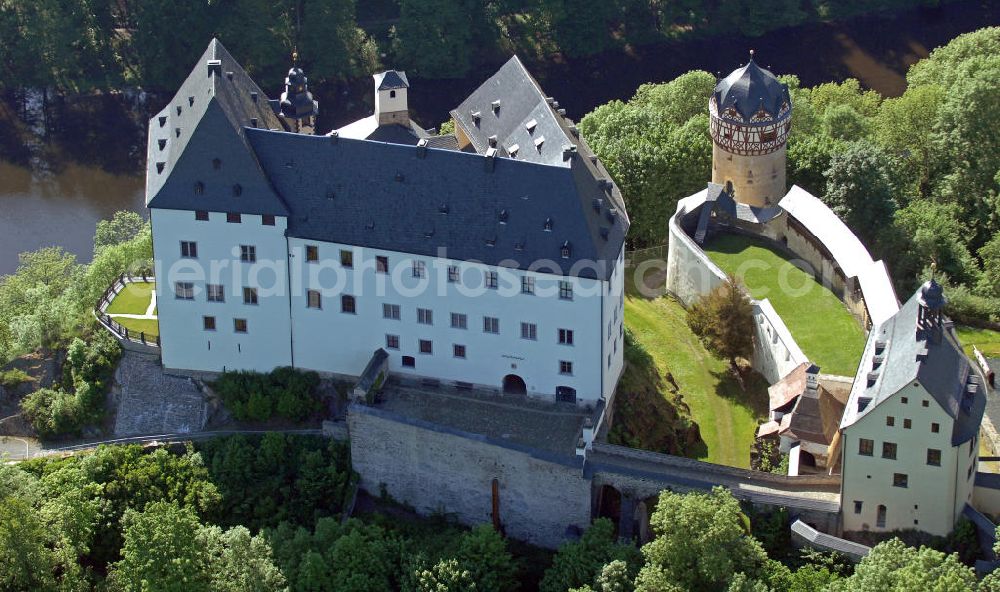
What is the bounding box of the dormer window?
[498,209,508,224]
[491,100,501,113]
[194,181,204,195]
[176,106,182,116]
[158,139,166,151]
[212,158,221,170]
[509,144,519,158]
[158,116,167,127]
[534,136,545,151]
[544,217,553,231]
[188,96,194,107]
[175,128,181,138]
[232,184,242,197]
[560,241,571,259]
[525,118,537,133]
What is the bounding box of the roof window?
[485,237,496,247]
[212,158,221,170]
[250,117,258,128]
[525,118,537,133]
[592,198,603,212]
[534,136,545,151]
[155,162,165,174]
[194,181,204,195]
[508,144,519,158]
[158,116,167,127]
[560,241,571,259]
[606,208,617,223]
[250,91,258,103]
[232,184,242,197]
[488,135,497,148]
[543,217,553,231]
[438,204,449,214]
[491,100,501,114]
[498,209,508,224]
[157,139,166,151]
[188,96,194,107]
[176,106,182,116]
[175,128,181,138]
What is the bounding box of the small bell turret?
[279,51,319,134]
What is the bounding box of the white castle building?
[146,40,628,406]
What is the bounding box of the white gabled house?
[839,279,986,536]
[147,40,628,406]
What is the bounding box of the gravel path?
[113,352,207,436]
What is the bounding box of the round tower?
[710,51,791,207]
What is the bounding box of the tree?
[200,524,287,592]
[94,211,146,255]
[687,277,755,372]
[298,0,378,82]
[978,234,1000,298]
[539,0,619,58]
[393,0,495,79]
[128,0,214,89]
[539,518,641,592]
[0,494,57,591]
[873,84,944,199]
[830,538,975,591]
[887,200,978,293]
[415,559,477,592]
[822,140,902,252]
[112,501,212,592]
[633,487,769,591]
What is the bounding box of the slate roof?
[335,116,430,146]
[145,39,289,216]
[841,286,986,446]
[713,55,791,124]
[374,70,409,90]
[246,129,628,280]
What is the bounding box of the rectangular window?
[341,295,356,314]
[853,500,863,514]
[376,256,389,274]
[886,416,895,427]
[903,418,911,429]
[412,260,425,278]
[932,422,940,433]
[901,397,908,404]
[448,265,460,283]
[485,271,498,289]
[383,304,401,320]
[340,250,353,268]
[175,282,194,300]
[306,245,319,262]
[386,334,399,350]
[893,473,908,488]
[417,308,433,325]
[927,449,941,466]
[402,355,415,368]
[559,281,573,300]
[558,329,574,345]
[521,276,534,294]
[922,400,929,407]
[453,344,466,359]
[243,287,258,305]
[234,318,248,333]
[451,313,467,329]
[483,317,499,334]
[195,210,209,221]
[262,214,275,226]
[227,212,241,223]
[521,323,537,340]
[882,442,897,460]
[858,438,874,456]
[207,284,225,302]
[203,316,216,331]
[559,360,573,375]
[180,241,198,258]
[419,339,433,354]
[240,245,256,263]
[307,290,321,309]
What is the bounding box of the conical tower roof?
[713,52,790,124]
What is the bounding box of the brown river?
[0,0,997,276]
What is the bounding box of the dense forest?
[3,436,997,591]
[0,0,970,93]
[580,26,1000,324]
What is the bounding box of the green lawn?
[114,317,160,340]
[957,325,1000,359]
[106,281,155,315]
[704,234,865,377]
[624,294,767,468]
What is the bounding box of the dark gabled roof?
[424,134,460,151]
[450,56,572,167]
[365,121,429,145]
[846,286,985,445]
[713,55,791,125]
[145,39,288,216]
[245,130,627,280]
[374,70,409,90]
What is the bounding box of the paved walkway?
[113,352,207,436]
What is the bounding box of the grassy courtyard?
[956,325,1000,359]
[105,281,159,339]
[624,294,767,468]
[704,234,865,377]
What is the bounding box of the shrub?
[212,367,322,423]
[0,368,31,389]
[22,388,82,437]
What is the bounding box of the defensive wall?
[665,185,899,386]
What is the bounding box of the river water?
[0,0,997,276]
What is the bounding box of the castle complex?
[144,42,995,549]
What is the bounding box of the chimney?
[416,138,428,159]
[805,364,820,396]
[485,147,497,172]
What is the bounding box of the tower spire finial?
[749,49,755,61]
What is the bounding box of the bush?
[21,387,83,437]
[0,368,30,389]
[212,367,322,423]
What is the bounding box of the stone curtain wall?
[665,191,727,307]
[752,299,809,384]
[348,405,592,549]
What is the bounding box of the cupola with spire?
[709,51,792,207]
[279,51,319,134]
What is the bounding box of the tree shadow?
[708,365,770,420]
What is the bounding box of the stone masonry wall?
[348,405,592,549]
